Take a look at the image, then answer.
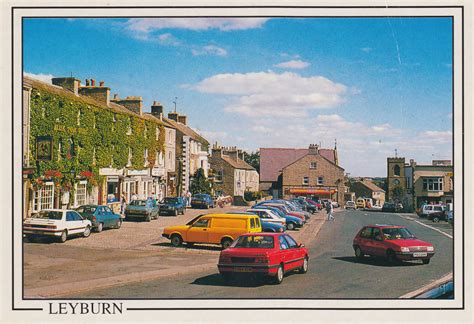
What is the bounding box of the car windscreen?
[34,211,63,220]
[231,235,274,249]
[163,198,178,204]
[382,227,415,240]
[77,206,97,213]
[130,200,147,206]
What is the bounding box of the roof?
[221,155,255,170]
[357,180,385,193]
[203,213,258,218]
[24,76,166,126]
[162,117,209,145]
[260,147,337,182]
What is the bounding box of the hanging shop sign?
[151,167,165,177]
[36,136,53,161]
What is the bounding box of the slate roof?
[260,148,337,182]
[221,155,255,170]
[358,180,385,192]
[161,117,209,146]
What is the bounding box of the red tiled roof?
[221,155,255,170]
[260,147,336,182]
[359,180,385,192]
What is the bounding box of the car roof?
[40,209,65,212]
[367,224,405,228]
[241,232,285,237]
[202,213,258,218]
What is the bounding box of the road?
[67,210,453,298]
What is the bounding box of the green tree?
[189,168,212,195]
[391,185,405,203]
[243,150,260,172]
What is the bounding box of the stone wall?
[209,151,235,196]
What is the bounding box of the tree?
[189,168,212,195]
[243,150,260,172]
[391,184,405,203]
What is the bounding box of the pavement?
[24,206,328,298]
[67,209,453,299]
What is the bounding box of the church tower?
[387,155,406,201]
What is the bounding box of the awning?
[289,188,337,195]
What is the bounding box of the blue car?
[191,193,215,209]
[251,205,303,230]
[76,205,122,232]
[159,197,187,216]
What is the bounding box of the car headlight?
[400,247,410,252]
[427,246,434,252]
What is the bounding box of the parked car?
[345,201,356,210]
[218,233,309,284]
[125,199,159,221]
[352,224,435,264]
[247,208,286,226]
[162,213,262,249]
[191,193,215,209]
[292,198,317,213]
[252,205,304,230]
[381,202,402,213]
[306,198,323,210]
[427,210,448,223]
[23,209,92,243]
[257,202,306,222]
[331,201,340,208]
[159,197,186,216]
[418,204,445,218]
[76,205,122,232]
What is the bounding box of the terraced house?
[22,75,172,217]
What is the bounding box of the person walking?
[326,200,334,221]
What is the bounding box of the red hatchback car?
[218,233,309,284]
[353,224,435,264]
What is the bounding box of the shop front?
[99,168,124,214]
[152,166,166,201]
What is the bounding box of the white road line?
[396,214,453,239]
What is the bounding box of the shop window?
[32,182,55,212]
[75,182,87,207]
[422,178,444,191]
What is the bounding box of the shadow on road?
[333,256,423,267]
[191,273,269,288]
[151,242,222,252]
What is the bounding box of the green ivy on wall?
[29,87,166,192]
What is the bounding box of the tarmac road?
[69,210,453,299]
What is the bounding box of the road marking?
[396,214,453,239]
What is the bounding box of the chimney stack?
[151,101,164,117]
[52,77,81,96]
[168,112,179,122]
[177,115,188,125]
[110,96,143,115]
[99,81,104,87]
[308,144,319,155]
[78,77,110,106]
[91,79,95,86]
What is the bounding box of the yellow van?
[356,198,366,209]
[162,213,262,249]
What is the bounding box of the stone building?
[260,144,343,204]
[279,144,346,206]
[350,179,386,206]
[209,144,259,198]
[22,75,170,217]
[387,157,454,210]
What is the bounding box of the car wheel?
[221,238,233,250]
[115,219,122,229]
[83,226,91,238]
[59,230,68,243]
[299,256,309,274]
[386,250,398,265]
[286,222,295,230]
[422,259,431,265]
[146,215,151,222]
[433,216,440,223]
[273,265,284,284]
[354,246,364,259]
[96,222,103,233]
[170,234,183,247]
[174,210,178,217]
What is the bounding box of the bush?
[244,191,264,201]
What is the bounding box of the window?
[168,130,172,143]
[192,218,209,228]
[77,109,81,126]
[317,177,324,185]
[32,182,55,212]
[127,147,132,167]
[372,228,381,240]
[284,235,298,248]
[279,236,289,250]
[255,218,260,228]
[156,127,160,140]
[215,170,223,182]
[302,177,309,185]
[310,162,317,169]
[66,212,75,221]
[422,178,444,191]
[360,227,372,238]
[394,164,401,176]
[75,182,87,207]
[250,218,255,228]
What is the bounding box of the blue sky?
[23,17,453,176]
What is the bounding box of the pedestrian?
[326,200,334,221]
[186,190,192,207]
[120,192,127,215]
[131,191,138,201]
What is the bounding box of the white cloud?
[189,71,348,117]
[274,60,310,69]
[24,72,55,84]
[360,47,373,53]
[157,33,181,46]
[192,45,228,57]
[126,18,269,33]
[418,131,453,144]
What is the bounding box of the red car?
[217,233,309,284]
[306,198,323,210]
[353,224,435,264]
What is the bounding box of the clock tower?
[387,157,406,202]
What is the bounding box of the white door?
[65,211,85,235]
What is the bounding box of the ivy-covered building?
[22,76,170,217]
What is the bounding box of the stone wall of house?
[209,150,235,196]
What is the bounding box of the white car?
[23,209,92,243]
[419,204,444,217]
[247,208,286,226]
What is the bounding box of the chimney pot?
[85,79,90,86]
[99,81,104,87]
[113,94,119,99]
[91,79,96,86]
